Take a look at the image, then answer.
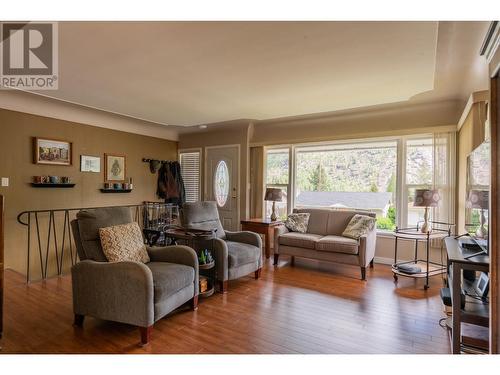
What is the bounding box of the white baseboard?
[373,256,392,265]
[373,256,408,265]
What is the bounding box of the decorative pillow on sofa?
[284,213,310,233]
[99,222,150,263]
[342,214,376,240]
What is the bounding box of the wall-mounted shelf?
[31,183,75,188]
[100,189,133,193]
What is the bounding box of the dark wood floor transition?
[0,257,450,354]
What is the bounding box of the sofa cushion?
[227,241,261,268]
[99,222,150,263]
[284,213,310,233]
[278,232,323,249]
[315,235,359,255]
[342,214,376,239]
[293,208,329,235]
[146,262,194,302]
[326,210,376,236]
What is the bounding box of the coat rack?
[142,158,173,164]
[143,158,177,174]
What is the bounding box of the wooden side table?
[240,218,283,259]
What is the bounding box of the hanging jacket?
[157,161,186,206]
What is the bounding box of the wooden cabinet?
[445,237,490,353]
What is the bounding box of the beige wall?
[0,108,177,279]
[0,90,178,141]
[251,99,460,146]
[178,122,251,223]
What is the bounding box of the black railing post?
[17,203,156,282]
[26,212,31,284]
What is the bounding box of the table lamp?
[413,189,440,233]
[265,188,283,221]
[467,189,489,239]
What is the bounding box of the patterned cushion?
[284,213,310,233]
[99,222,150,263]
[341,214,376,239]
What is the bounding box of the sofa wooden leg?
[273,254,280,265]
[370,259,374,268]
[254,268,262,279]
[73,314,84,327]
[218,280,228,293]
[191,295,198,310]
[139,325,153,346]
[290,256,295,266]
[361,267,366,280]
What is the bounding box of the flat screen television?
[465,139,490,255]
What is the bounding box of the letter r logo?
[1,23,54,75]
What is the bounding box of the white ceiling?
[24,21,490,127]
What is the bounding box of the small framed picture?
[80,155,101,173]
[34,137,72,166]
[105,153,126,182]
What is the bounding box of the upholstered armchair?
[181,201,262,293]
[70,207,198,345]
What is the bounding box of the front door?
[205,145,239,231]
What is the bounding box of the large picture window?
[294,140,397,230]
[264,133,454,232]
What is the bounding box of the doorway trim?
[204,144,241,229]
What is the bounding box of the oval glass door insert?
[214,160,229,207]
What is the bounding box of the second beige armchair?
[181,201,263,292]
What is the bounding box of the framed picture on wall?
[105,153,126,182]
[34,137,72,166]
[80,155,101,173]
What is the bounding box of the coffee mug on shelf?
[104,182,112,189]
[33,176,43,184]
[49,176,59,184]
[113,183,122,190]
[61,176,71,184]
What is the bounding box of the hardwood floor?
[0,257,450,354]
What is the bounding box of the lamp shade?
[265,188,283,202]
[413,189,440,207]
[466,190,489,210]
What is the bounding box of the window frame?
[179,148,202,203]
[400,134,434,229]
[263,146,293,220]
[263,133,445,233]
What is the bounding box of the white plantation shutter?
[180,151,201,203]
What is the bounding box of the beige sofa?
[273,208,377,280]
